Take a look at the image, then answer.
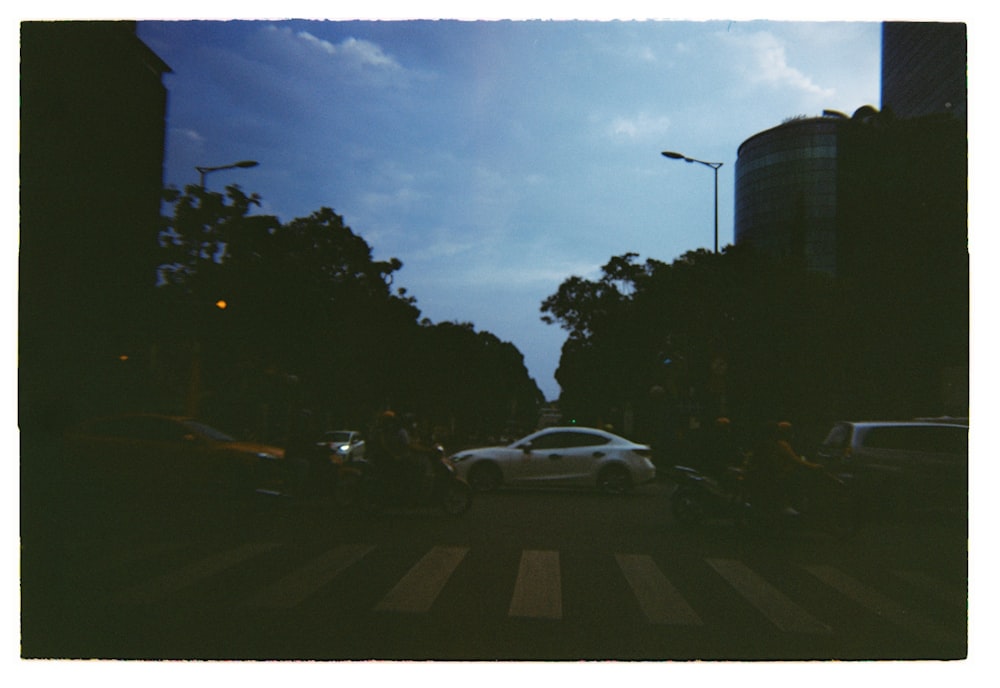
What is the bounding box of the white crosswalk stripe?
[375,545,469,613]
[803,564,964,646]
[706,558,831,634]
[115,542,281,605]
[508,550,562,619]
[246,543,375,609]
[615,553,702,625]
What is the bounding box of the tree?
[155,184,542,442]
[541,246,848,441]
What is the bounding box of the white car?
[318,430,366,462]
[450,426,655,494]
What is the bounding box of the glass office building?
[734,115,843,274]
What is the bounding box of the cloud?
[172,127,205,144]
[361,186,428,211]
[728,31,835,98]
[607,111,672,139]
[261,25,404,75]
[296,31,401,69]
[338,37,401,68]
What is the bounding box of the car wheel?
[597,465,631,495]
[468,462,502,492]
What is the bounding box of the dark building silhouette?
[882,22,967,119]
[20,21,171,428]
[732,22,967,416]
[734,21,966,277]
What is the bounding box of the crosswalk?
[65,538,966,648]
[615,553,701,625]
[376,546,469,614]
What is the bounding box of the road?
[21,480,967,661]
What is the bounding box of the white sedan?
[318,430,366,462]
[450,426,655,494]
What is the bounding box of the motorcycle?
[354,445,473,516]
[668,464,748,526]
[669,460,857,537]
[737,463,857,537]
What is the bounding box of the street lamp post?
[661,151,723,254]
[196,159,259,188]
[185,161,257,417]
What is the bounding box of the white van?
[816,421,968,515]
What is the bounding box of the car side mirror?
[521,442,533,454]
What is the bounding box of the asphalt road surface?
[21,480,968,662]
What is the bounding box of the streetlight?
[661,150,723,254]
[196,159,259,188]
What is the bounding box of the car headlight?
[451,454,469,463]
[338,444,351,453]
[256,452,281,461]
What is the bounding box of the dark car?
[816,420,969,516]
[62,414,288,499]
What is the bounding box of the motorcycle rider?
[368,410,436,503]
[284,408,332,497]
[747,421,823,518]
[697,417,744,482]
[402,413,438,501]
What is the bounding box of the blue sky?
[136,16,886,400]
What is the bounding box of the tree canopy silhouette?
[542,247,857,440]
[155,184,542,443]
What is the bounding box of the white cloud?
[338,37,400,68]
[296,31,401,69]
[295,30,338,55]
[264,25,401,70]
[729,31,835,98]
[608,111,672,139]
[173,127,205,143]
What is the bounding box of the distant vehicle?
[450,426,656,494]
[815,420,969,516]
[318,430,366,462]
[63,414,288,499]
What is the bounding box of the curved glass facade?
[734,117,841,274]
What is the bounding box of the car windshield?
[822,424,851,449]
[182,420,235,442]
